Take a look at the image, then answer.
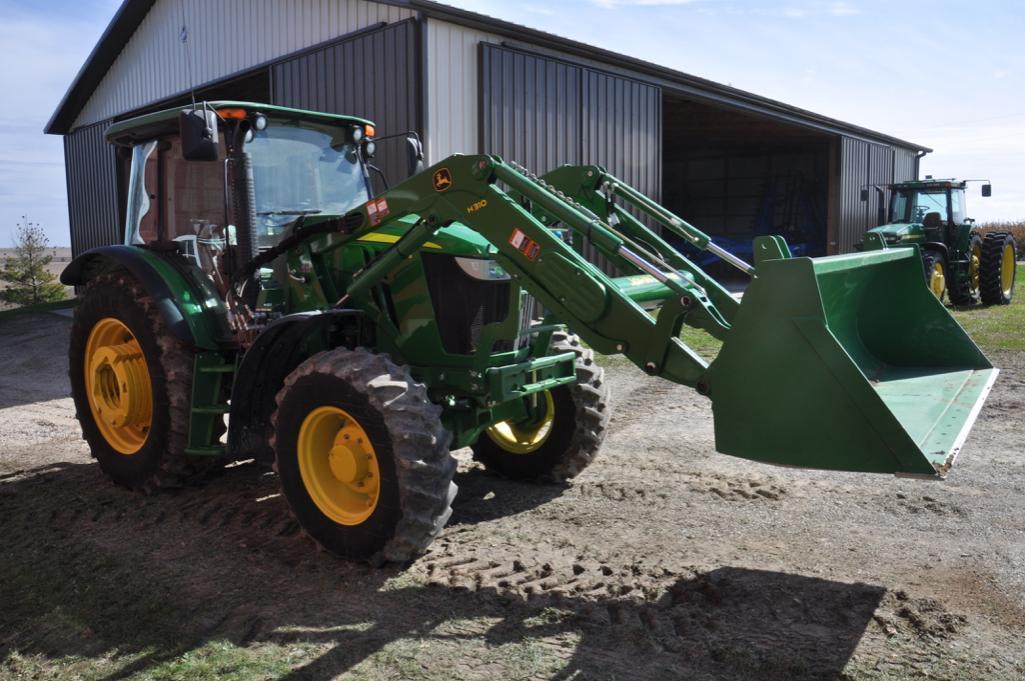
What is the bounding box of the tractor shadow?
[0,461,886,680]
[449,465,568,525]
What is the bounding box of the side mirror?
[178,108,219,161]
[982,184,992,197]
[859,188,869,202]
[406,135,425,177]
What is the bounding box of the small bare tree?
[0,218,66,307]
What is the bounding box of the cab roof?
[893,178,966,191]
[104,100,373,146]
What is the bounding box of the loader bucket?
[702,247,997,478]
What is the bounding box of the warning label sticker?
[367,198,391,227]
[508,228,541,261]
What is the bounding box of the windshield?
[891,189,949,224]
[246,121,369,248]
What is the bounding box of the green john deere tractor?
[862,178,1017,305]
[64,102,998,563]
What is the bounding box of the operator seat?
[923,212,943,229]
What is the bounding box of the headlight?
[454,257,510,281]
[351,125,364,143]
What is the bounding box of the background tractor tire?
[948,234,983,306]
[471,332,610,483]
[271,348,457,563]
[920,249,947,302]
[980,232,1017,305]
[69,271,222,492]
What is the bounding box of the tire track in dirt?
[573,474,787,503]
[416,534,973,675]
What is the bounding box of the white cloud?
[829,2,860,16]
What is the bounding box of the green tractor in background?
[62,102,999,565]
[863,178,1017,305]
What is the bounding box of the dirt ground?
[1,310,1023,680]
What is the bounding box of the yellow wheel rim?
[84,318,153,455]
[486,391,556,455]
[970,244,982,291]
[1001,243,1015,297]
[929,261,946,299]
[297,406,380,525]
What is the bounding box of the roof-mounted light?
[216,108,247,120]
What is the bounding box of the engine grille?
[421,254,532,354]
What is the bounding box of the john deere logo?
[433,168,453,192]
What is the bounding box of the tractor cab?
[868,179,975,247]
[863,178,1013,306]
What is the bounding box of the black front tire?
[271,348,457,563]
[980,232,1017,305]
[69,271,218,491]
[948,234,983,306]
[471,332,611,482]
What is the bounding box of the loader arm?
[336,154,720,387]
[325,154,996,479]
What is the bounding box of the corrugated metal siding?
[64,120,121,257]
[479,44,660,272]
[893,147,918,184]
[75,0,414,128]
[426,17,665,166]
[838,136,910,252]
[272,20,421,188]
[480,44,660,197]
[425,18,495,160]
[582,69,661,202]
[479,46,581,172]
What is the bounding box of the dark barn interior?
[661,93,834,269]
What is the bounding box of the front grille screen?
[422,253,512,354]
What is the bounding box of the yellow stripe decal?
[357,233,443,249]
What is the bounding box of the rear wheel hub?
[84,318,152,455]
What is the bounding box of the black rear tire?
[69,272,220,491]
[920,249,947,302]
[271,348,457,563]
[980,232,1017,305]
[471,332,610,482]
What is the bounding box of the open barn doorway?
[661,92,834,282]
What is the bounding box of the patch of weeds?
[138,641,300,681]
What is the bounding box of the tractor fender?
[227,310,373,463]
[920,241,950,260]
[61,245,228,350]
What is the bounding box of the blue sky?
[1,0,1023,246]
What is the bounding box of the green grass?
[948,264,1025,351]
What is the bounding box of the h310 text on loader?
[62,102,998,563]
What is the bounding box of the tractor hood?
[866,222,925,245]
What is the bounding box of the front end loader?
[63,102,997,563]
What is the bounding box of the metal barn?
[47,0,929,260]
